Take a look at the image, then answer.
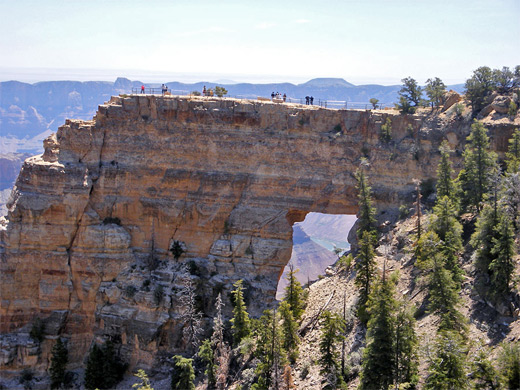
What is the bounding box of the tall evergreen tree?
[430,196,464,284]
[230,279,251,346]
[283,264,306,322]
[417,231,465,333]
[394,304,419,389]
[359,277,396,390]
[471,202,500,274]
[355,168,377,238]
[170,355,195,390]
[471,348,500,390]
[436,141,458,202]
[490,213,516,299]
[498,343,520,390]
[425,331,468,390]
[279,300,299,364]
[355,230,377,324]
[318,310,346,389]
[49,338,68,389]
[198,339,217,389]
[502,172,520,232]
[458,120,497,212]
[251,309,285,390]
[506,129,520,173]
[84,341,126,390]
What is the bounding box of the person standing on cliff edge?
[141,85,145,94]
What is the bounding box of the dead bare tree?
[179,264,203,352]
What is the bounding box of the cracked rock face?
[0,95,515,372]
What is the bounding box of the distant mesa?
[299,78,356,88]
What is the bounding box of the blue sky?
[0,0,518,85]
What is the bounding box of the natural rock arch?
[0,95,514,368]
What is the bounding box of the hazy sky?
[1,0,518,85]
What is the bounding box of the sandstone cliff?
[0,95,516,374]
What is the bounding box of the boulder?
[491,95,512,114]
[441,90,462,112]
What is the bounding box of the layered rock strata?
[0,95,515,371]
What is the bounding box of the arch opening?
[276,212,357,299]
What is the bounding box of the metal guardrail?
[129,88,392,110]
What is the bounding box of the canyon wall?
[0,95,515,372]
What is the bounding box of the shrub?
[369,98,379,109]
[170,241,185,260]
[191,91,201,96]
[19,368,34,390]
[379,117,392,143]
[29,317,45,343]
[399,204,410,219]
[215,86,228,97]
[454,102,465,118]
[509,100,518,117]
[102,217,121,225]
[125,285,137,298]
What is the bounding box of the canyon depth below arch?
[0,95,514,368]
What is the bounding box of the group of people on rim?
[271,92,287,102]
[139,84,169,95]
[305,95,314,105]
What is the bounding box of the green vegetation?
[84,341,127,390]
[170,355,195,390]
[215,86,228,97]
[425,331,468,390]
[425,77,446,108]
[133,369,154,390]
[397,77,422,113]
[319,310,346,389]
[231,279,251,346]
[49,338,68,389]
[379,117,392,143]
[369,98,379,109]
[458,120,497,212]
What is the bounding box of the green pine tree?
[318,310,346,389]
[251,309,286,390]
[283,264,306,322]
[458,120,497,212]
[430,196,464,284]
[170,355,195,390]
[507,128,520,173]
[394,303,419,389]
[471,202,500,274]
[416,231,465,333]
[49,338,68,389]
[198,339,216,389]
[425,331,468,390]
[84,344,104,390]
[355,230,377,324]
[498,343,520,390]
[436,141,458,203]
[230,279,251,346]
[279,300,299,364]
[490,213,516,299]
[359,277,397,390]
[84,341,126,390]
[471,348,500,390]
[355,168,377,238]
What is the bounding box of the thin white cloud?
[294,19,310,24]
[255,22,276,30]
[177,27,232,38]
